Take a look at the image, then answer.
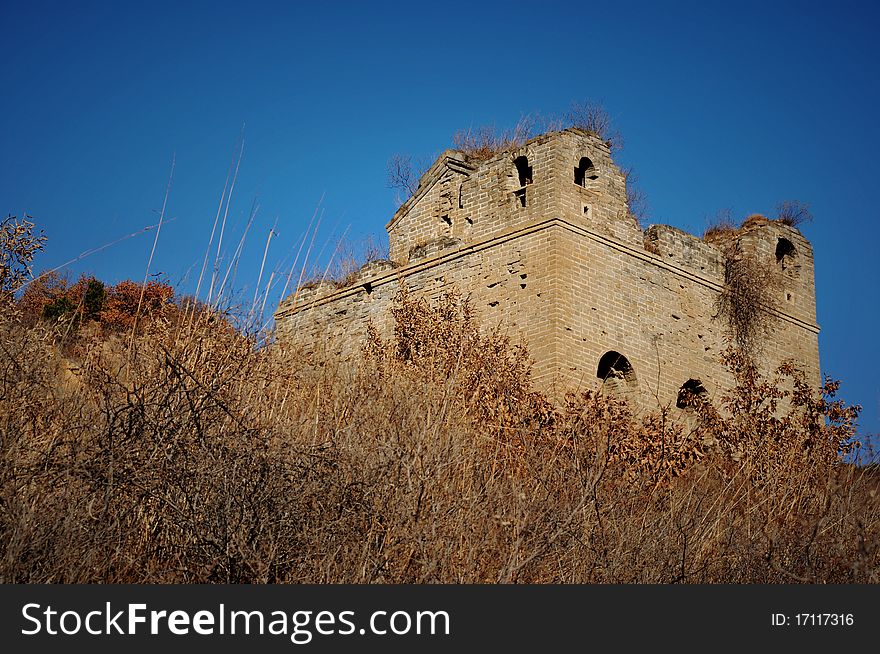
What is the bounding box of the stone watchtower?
[275,128,820,410]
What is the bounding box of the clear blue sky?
[2,0,878,441]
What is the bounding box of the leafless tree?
[622,167,650,226]
[386,154,420,196]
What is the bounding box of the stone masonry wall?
[276,221,562,384]
[386,130,629,265]
[275,129,820,412]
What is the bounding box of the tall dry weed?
[0,288,875,583]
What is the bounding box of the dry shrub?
[740,213,770,229]
[622,166,650,226]
[450,103,620,162]
[565,100,623,150]
[710,349,859,475]
[703,210,739,244]
[297,235,390,292]
[17,274,174,338]
[98,279,175,331]
[775,200,813,228]
[451,116,537,162]
[0,214,46,297]
[328,235,388,288]
[0,286,875,583]
[16,271,73,324]
[560,389,706,488]
[364,288,553,437]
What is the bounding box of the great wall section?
[274,128,820,411]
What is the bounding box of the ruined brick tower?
[275,128,820,410]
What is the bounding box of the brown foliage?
[17,275,175,337]
[98,279,174,331]
[364,288,555,440]
[0,289,874,583]
[0,214,46,298]
[16,271,71,323]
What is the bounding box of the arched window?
[775,238,798,274]
[513,156,532,187]
[574,156,598,186]
[597,351,637,399]
[676,378,708,409]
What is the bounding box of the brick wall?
[275,129,820,411]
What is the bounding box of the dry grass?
[741,213,770,230]
[449,104,620,163]
[451,116,538,163]
[703,210,739,244]
[328,235,385,288]
[705,202,812,243]
[386,102,622,209]
[0,287,875,583]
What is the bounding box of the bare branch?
[386,154,420,196]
